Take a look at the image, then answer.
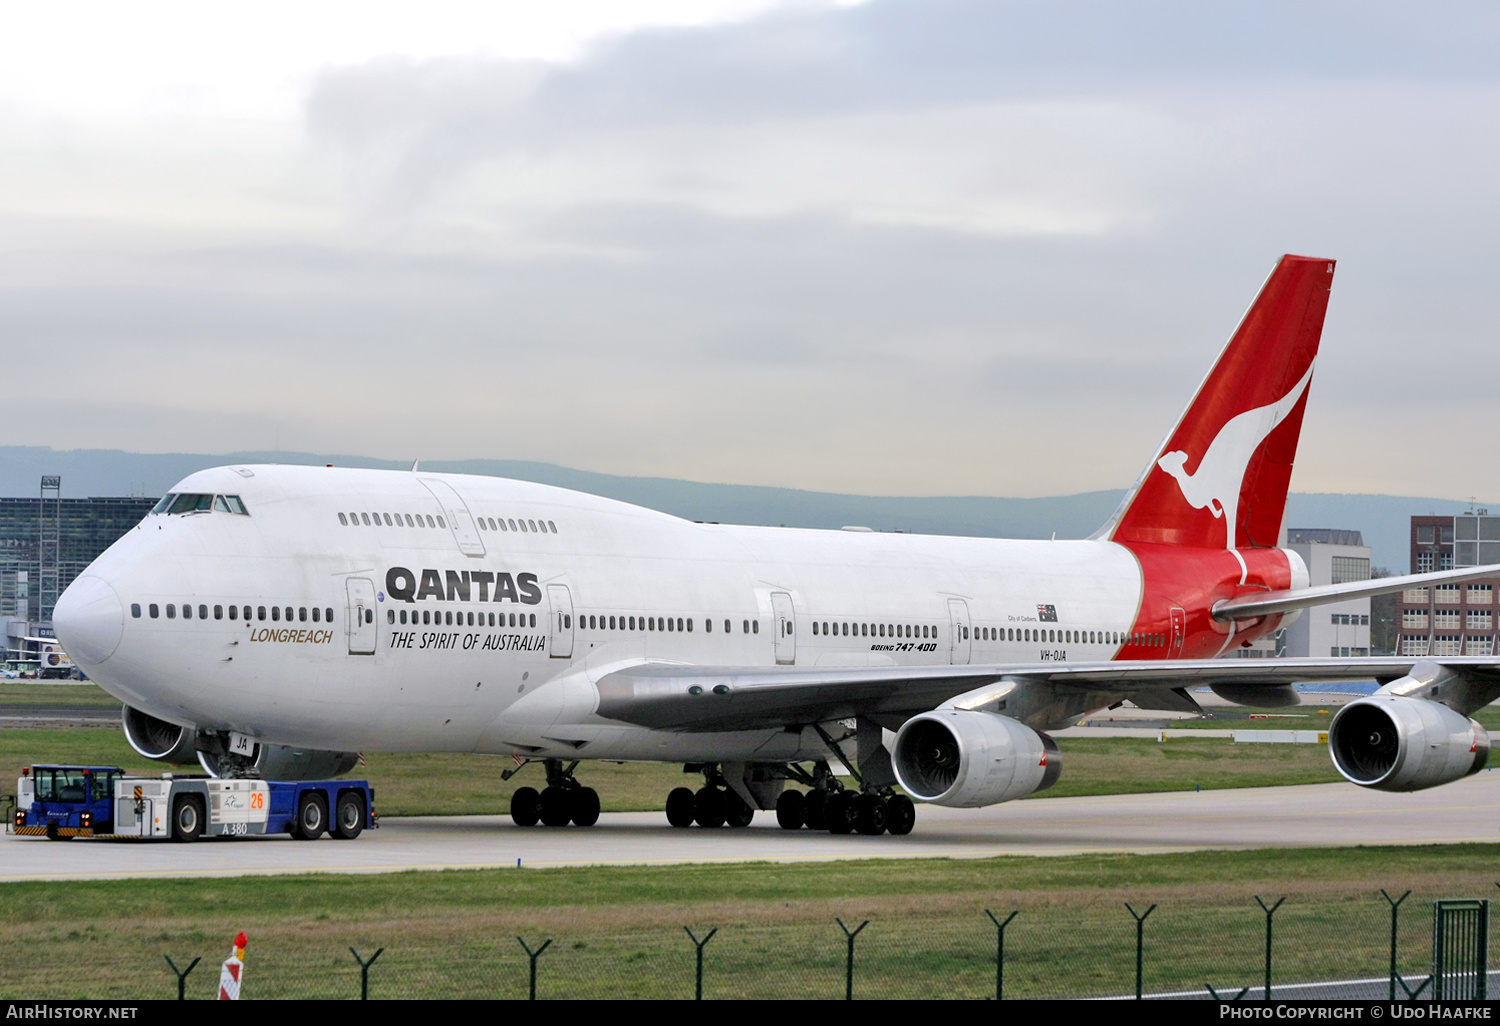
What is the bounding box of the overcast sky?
[4,1,1498,498]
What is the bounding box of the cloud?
[3,0,1500,501]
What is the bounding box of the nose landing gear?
[507,758,599,827]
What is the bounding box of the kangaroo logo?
[1156,362,1314,550]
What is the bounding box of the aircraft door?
[418,479,486,557]
[947,598,972,665]
[346,577,377,655]
[548,584,574,659]
[1170,606,1186,657]
[771,591,795,665]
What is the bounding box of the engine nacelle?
[892,709,1061,807]
[1329,695,1489,792]
[199,744,359,781]
[121,705,197,764]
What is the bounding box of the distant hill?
[0,446,1485,572]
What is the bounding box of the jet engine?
[1328,695,1489,792]
[198,744,360,781]
[892,709,1061,807]
[121,705,197,764]
[121,707,357,779]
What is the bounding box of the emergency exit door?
[347,577,377,655]
[948,598,972,665]
[548,584,574,659]
[771,591,795,665]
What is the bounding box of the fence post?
[836,918,868,1000]
[1382,889,1412,1001]
[163,955,200,1000]
[684,926,717,1000]
[984,909,1018,1000]
[516,936,552,1000]
[1125,903,1156,1000]
[1254,896,1285,1000]
[348,947,384,1000]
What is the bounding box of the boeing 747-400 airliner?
[52,255,1500,838]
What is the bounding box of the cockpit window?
[151,494,176,514]
[213,495,230,513]
[168,494,214,514]
[224,496,248,515]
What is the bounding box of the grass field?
[0,682,1492,815]
[0,724,1352,814]
[1,845,1495,999]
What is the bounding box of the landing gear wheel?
[802,789,828,831]
[775,789,805,830]
[726,793,754,828]
[510,786,541,827]
[665,786,696,828]
[853,793,887,836]
[693,786,726,828]
[538,786,572,827]
[570,787,600,827]
[332,791,365,839]
[293,792,327,840]
[171,796,204,843]
[825,792,854,834]
[886,794,916,836]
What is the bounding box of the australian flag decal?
[1037,604,1058,622]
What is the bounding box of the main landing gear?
[665,765,756,828]
[774,787,915,836]
[508,758,600,828]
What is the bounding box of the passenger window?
[379,513,390,526]
[387,610,395,624]
[166,604,176,619]
[214,605,223,620]
[183,604,193,620]
[525,519,535,532]
[361,513,370,525]
[131,603,141,618]
[477,519,486,531]
[437,516,446,528]
[312,608,320,623]
[399,610,406,625]
[548,521,557,532]
[496,519,507,531]
[753,620,759,634]
[284,607,293,621]
[488,612,495,626]
[422,610,430,625]
[508,519,517,531]
[271,607,279,621]
[366,609,373,624]
[529,614,535,628]
[338,513,348,525]
[150,604,160,618]
[299,607,307,622]
[325,607,333,622]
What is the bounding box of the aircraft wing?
[592,656,1500,732]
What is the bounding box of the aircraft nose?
[53,575,124,666]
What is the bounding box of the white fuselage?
[60,464,1149,763]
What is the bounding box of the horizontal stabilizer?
[1212,563,1500,621]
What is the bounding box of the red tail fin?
[1103,255,1335,550]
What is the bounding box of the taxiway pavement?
[3,771,1497,882]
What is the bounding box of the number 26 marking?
[250,793,264,809]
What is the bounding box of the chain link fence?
[4,890,1492,999]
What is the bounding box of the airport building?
[0,477,157,674]
[1397,511,1500,657]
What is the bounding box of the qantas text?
[386,567,541,605]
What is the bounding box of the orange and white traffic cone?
[218,932,247,1000]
